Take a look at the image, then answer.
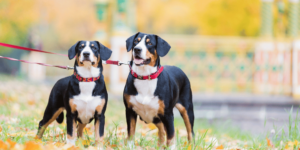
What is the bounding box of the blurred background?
[1,0,300,135]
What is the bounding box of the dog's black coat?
[37,41,112,139]
[123,32,195,142]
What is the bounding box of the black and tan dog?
[123,32,195,148]
[36,41,112,146]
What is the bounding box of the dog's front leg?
[66,112,77,145]
[161,113,176,150]
[94,114,105,148]
[126,108,137,148]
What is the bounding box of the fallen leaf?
[67,146,80,150]
[7,139,16,148]
[0,126,2,133]
[82,140,90,146]
[24,141,43,150]
[266,138,273,147]
[187,144,192,150]
[147,124,156,130]
[294,140,298,146]
[216,145,224,149]
[111,144,117,148]
[0,140,8,149]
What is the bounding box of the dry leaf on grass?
[0,140,8,149]
[24,141,43,150]
[216,144,224,149]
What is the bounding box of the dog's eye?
[134,40,138,44]
[148,42,152,46]
[91,46,96,50]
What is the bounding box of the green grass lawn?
[0,77,299,149]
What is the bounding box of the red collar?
[129,65,164,80]
[74,72,100,82]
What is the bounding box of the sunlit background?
[1,0,300,148]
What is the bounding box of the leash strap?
[0,55,73,70]
[0,42,68,57]
[103,60,130,66]
[0,42,129,70]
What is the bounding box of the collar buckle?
[148,75,151,80]
[137,75,143,79]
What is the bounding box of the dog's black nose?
[83,52,90,57]
[134,47,142,54]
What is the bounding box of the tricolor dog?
[123,32,195,148]
[36,41,112,146]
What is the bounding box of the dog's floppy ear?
[95,41,112,60]
[68,41,81,60]
[155,35,171,57]
[126,32,140,52]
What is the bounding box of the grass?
[0,77,299,149]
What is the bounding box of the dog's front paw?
[127,140,135,149]
[66,138,76,146]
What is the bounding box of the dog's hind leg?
[36,107,64,139]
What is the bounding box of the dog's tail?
[56,112,64,124]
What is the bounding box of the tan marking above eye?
[91,44,94,47]
[81,44,84,46]
[146,39,150,42]
[138,37,141,41]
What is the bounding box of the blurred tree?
[136,0,261,36]
[0,0,38,54]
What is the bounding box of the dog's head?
[68,41,112,68]
[126,32,171,67]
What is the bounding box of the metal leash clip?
[66,66,74,70]
[118,61,130,66]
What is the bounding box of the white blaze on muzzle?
[133,35,147,64]
[79,41,95,63]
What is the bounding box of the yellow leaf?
[82,140,90,146]
[7,139,16,148]
[183,141,188,147]
[147,124,156,130]
[266,138,273,147]
[216,145,224,149]
[111,144,117,148]
[67,145,80,150]
[24,141,43,150]
[0,140,8,149]
[187,145,192,150]
[0,126,2,133]
[294,140,298,146]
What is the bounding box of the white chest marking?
[130,79,159,123]
[73,82,102,124]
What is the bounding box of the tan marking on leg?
[36,107,64,139]
[158,100,165,115]
[124,94,133,108]
[77,123,86,138]
[69,99,77,113]
[95,99,106,115]
[155,122,166,146]
[146,50,158,67]
[94,119,104,147]
[176,103,192,142]
[128,117,136,139]
[67,119,77,140]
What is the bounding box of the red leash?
[0,42,68,57]
[0,42,128,70]
[0,55,73,70]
